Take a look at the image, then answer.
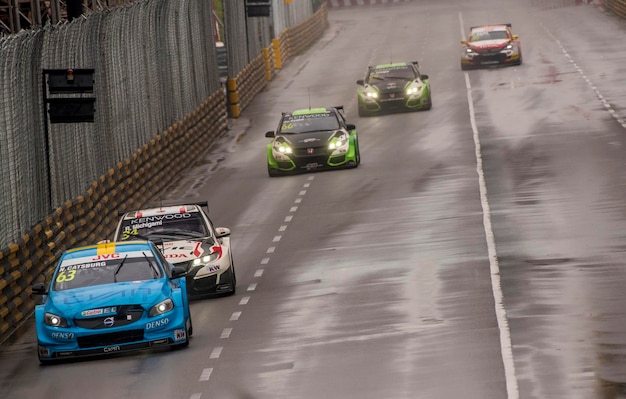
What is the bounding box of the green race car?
[265,106,360,176]
[356,61,432,116]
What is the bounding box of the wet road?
[2,0,626,398]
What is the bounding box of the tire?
[424,94,432,110]
[227,264,237,296]
[355,147,361,167]
[268,165,280,177]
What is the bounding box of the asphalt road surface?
[2,0,626,398]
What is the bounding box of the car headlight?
[506,43,513,49]
[191,245,223,266]
[328,132,349,154]
[272,139,293,161]
[363,86,378,99]
[149,298,174,317]
[44,312,69,327]
[465,48,474,53]
[405,84,423,96]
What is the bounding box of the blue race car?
[32,241,192,364]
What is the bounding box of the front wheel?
[268,165,280,177]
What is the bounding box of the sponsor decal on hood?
[468,39,509,50]
[162,240,205,264]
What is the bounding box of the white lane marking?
[299,190,307,195]
[273,235,282,242]
[460,12,519,399]
[247,283,258,291]
[221,328,232,339]
[261,257,270,265]
[304,183,311,188]
[190,394,202,399]
[307,176,315,181]
[279,225,287,232]
[295,198,302,204]
[239,296,250,305]
[543,29,626,129]
[289,206,298,212]
[285,215,293,222]
[254,269,264,277]
[266,246,275,253]
[199,368,213,381]
[230,311,242,321]
[210,347,223,359]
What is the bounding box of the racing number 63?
[55,270,76,283]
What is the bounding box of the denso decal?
[51,332,74,340]
[146,318,170,330]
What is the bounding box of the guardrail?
[0,2,329,344]
[604,0,626,17]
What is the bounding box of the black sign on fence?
[246,0,271,17]
[43,69,96,123]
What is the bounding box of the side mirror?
[356,79,364,86]
[461,40,468,45]
[512,35,518,40]
[215,227,231,238]
[32,282,47,295]
[171,266,187,279]
[265,131,275,138]
[346,123,356,131]
[420,74,429,80]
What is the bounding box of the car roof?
[122,204,203,220]
[470,24,511,33]
[290,107,335,116]
[63,241,154,259]
[373,62,412,69]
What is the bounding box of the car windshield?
[280,112,340,134]
[470,30,509,41]
[117,212,209,241]
[53,251,162,291]
[368,66,415,82]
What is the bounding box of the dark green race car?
[356,61,432,116]
[265,106,360,177]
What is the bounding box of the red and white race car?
[461,24,522,70]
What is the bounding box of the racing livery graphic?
[114,202,236,298]
[33,241,192,364]
[356,61,432,116]
[461,24,523,70]
[265,106,360,176]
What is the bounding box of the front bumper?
[267,144,358,174]
[358,89,430,114]
[461,50,521,68]
[186,262,235,297]
[37,311,188,362]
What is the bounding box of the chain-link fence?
[0,0,221,248]
[0,0,328,342]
